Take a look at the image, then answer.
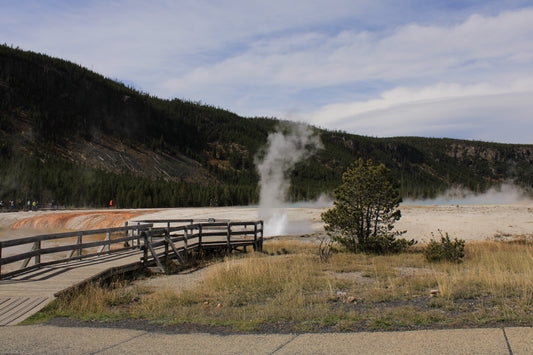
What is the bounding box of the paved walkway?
[1,324,532,354]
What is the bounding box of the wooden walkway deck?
[0,219,263,325]
[0,249,142,325]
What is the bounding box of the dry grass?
[131,253,342,329]
[434,241,533,302]
[31,280,143,322]
[28,238,533,331]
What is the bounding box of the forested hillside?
[1,45,532,208]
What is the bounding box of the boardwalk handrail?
[0,224,153,248]
[138,221,264,273]
[0,224,154,279]
[0,220,263,279]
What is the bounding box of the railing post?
[258,221,264,252]
[136,223,142,247]
[198,224,203,253]
[106,232,111,254]
[226,222,232,255]
[141,231,148,265]
[35,240,41,264]
[99,232,111,254]
[22,241,42,268]
[142,229,165,273]
[77,234,82,257]
[253,222,258,252]
[124,222,130,248]
[136,229,139,247]
[0,244,3,279]
[183,228,189,262]
[164,228,170,260]
[67,233,82,259]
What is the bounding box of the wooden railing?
[0,220,263,279]
[135,220,263,273]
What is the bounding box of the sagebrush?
[425,231,465,263]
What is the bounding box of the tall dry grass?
[135,253,344,327]
[262,239,317,255]
[27,239,533,329]
[434,241,533,303]
[32,280,140,322]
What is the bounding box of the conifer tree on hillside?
[322,158,415,254]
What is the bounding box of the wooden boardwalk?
[0,220,263,326]
[0,249,142,325]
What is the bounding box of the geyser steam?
[255,124,322,236]
[403,183,533,205]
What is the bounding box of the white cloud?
[164,8,533,90]
[306,83,533,142]
[308,80,533,121]
[3,1,533,142]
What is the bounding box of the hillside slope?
[1,45,532,207]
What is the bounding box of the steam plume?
[403,183,533,205]
[255,123,322,236]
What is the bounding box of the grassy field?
[27,238,533,332]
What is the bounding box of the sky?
[2,0,533,143]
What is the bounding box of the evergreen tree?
[322,158,415,254]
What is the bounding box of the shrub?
[425,231,465,263]
[317,234,335,262]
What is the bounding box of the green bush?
[425,231,465,263]
[366,235,417,254]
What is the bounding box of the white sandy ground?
[1,203,533,243]
[1,204,532,294]
[127,203,533,294]
[128,203,533,242]
[128,204,533,293]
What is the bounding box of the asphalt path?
[1,324,532,354]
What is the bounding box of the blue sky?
[2,0,533,143]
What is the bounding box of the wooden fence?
[0,219,263,279]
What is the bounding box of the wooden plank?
[165,233,185,264]
[0,297,51,326]
[0,298,12,307]
[228,230,257,236]
[0,298,27,326]
[229,221,262,227]
[143,235,165,273]
[197,231,227,237]
[137,219,194,224]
